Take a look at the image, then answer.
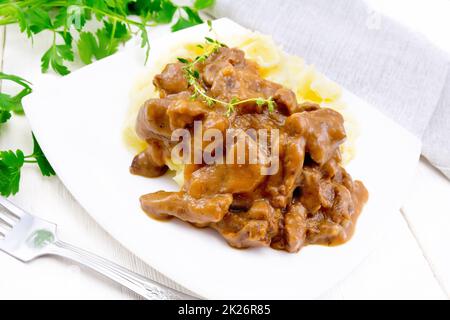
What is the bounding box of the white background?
[0,0,449,299]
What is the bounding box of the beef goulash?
[130,45,368,253]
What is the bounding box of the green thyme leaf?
[206,97,214,107]
[267,98,276,112]
[226,104,235,116]
[192,70,200,79]
[196,55,206,63]
[255,98,265,106]
[177,57,189,64]
[230,97,240,105]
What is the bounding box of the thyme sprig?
[177,35,277,116]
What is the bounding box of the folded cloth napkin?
[209,0,450,178]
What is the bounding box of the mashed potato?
[124,32,357,185]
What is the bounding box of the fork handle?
[47,240,197,300]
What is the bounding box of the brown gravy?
[130,46,368,253]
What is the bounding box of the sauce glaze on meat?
[130,47,368,253]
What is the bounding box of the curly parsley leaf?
[183,7,203,24]
[77,21,131,65]
[57,31,73,46]
[24,7,53,35]
[0,150,25,197]
[41,43,74,76]
[194,0,215,10]
[172,7,203,32]
[171,18,194,32]
[139,23,151,63]
[77,32,97,64]
[0,72,33,120]
[0,1,216,75]
[0,110,12,124]
[54,6,88,31]
[32,134,56,177]
[154,0,178,24]
[0,135,56,197]
[127,0,177,24]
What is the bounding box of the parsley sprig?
[0,0,215,75]
[0,72,32,124]
[0,72,55,197]
[0,134,55,197]
[177,30,277,116]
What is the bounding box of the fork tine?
[0,202,16,226]
[0,197,28,220]
[0,213,13,228]
[0,214,11,236]
[0,224,8,235]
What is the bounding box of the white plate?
[23,18,421,299]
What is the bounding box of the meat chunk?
[209,66,281,114]
[244,199,281,238]
[140,191,232,224]
[136,98,172,141]
[284,202,307,252]
[201,47,274,114]
[186,164,266,198]
[273,88,298,115]
[320,153,342,179]
[185,132,268,198]
[136,92,198,141]
[297,101,320,112]
[326,184,354,224]
[153,63,189,97]
[265,136,305,208]
[304,170,368,246]
[351,181,369,220]
[300,167,335,213]
[130,140,168,178]
[167,99,208,130]
[215,218,270,248]
[201,47,255,86]
[213,200,279,248]
[203,112,230,133]
[286,108,346,165]
[306,212,348,245]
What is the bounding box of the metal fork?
[0,196,196,300]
